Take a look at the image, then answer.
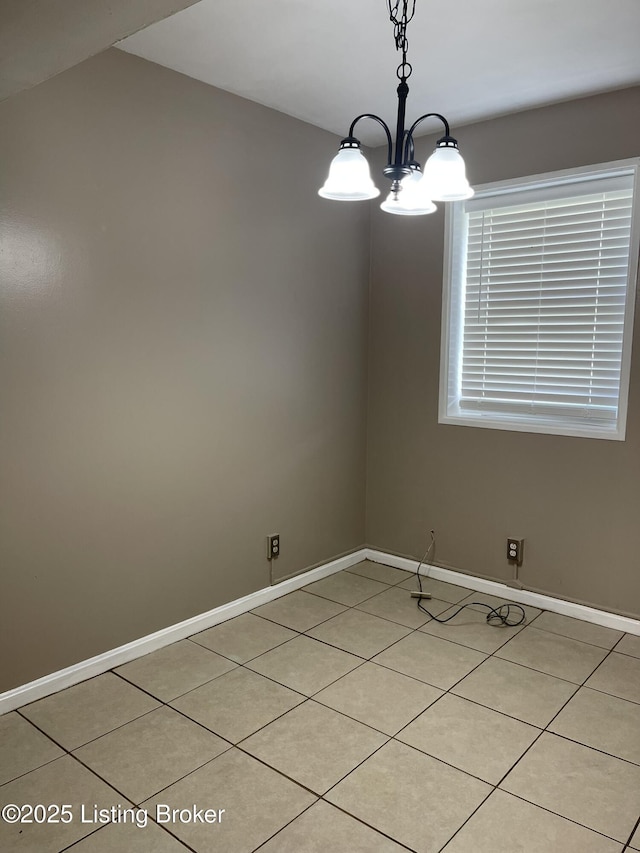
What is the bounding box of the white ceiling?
[118,0,640,146]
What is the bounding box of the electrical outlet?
[507,538,524,565]
[266,534,280,560]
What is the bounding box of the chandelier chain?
[319,0,472,212]
[387,0,416,80]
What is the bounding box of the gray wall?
[2,50,639,696]
[366,87,640,619]
[0,0,202,102]
[0,49,370,692]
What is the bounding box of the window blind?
[459,179,634,425]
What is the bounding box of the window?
[440,160,640,440]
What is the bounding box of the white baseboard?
[0,548,366,716]
[365,549,640,636]
[4,545,639,717]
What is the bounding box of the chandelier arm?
[347,114,393,165]
[404,113,452,160]
[319,2,472,211]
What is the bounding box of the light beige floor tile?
[314,662,442,735]
[0,755,129,853]
[115,639,237,701]
[617,633,640,659]
[0,712,64,785]
[242,701,386,794]
[549,686,640,764]
[245,635,362,695]
[373,631,486,690]
[356,586,452,629]
[419,605,525,654]
[143,748,316,853]
[306,608,411,658]
[69,820,191,852]
[259,800,407,852]
[190,613,296,663]
[399,576,473,603]
[326,739,491,853]
[533,611,623,649]
[252,590,346,632]
[586,652,640,704]
[397,693,540,784]
[74,706,228,803]
[20,673,160,750]
[630,823,640,850]
[347,560,413,586]
[443,789,622,853]
[171,667,305,742]
[500,732,640,842]
[496,626,609,683]
[452,657,578,727]
[460,591,541,624]
[303,571,389,606]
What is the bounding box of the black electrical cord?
[413,531,526,627]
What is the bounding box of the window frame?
[439,159,640,441]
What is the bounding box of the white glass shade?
[420,145,474,201]
[318,147,380,200]
[380,170,437,216]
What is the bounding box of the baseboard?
[0,548,366,716]
[365,548,640,636]
[5,545,638,716]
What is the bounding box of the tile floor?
[2,560,640,852]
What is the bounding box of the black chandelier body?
[318,0,473,215]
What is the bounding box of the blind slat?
[454,176,635,425]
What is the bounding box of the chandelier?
[318,0,473,215]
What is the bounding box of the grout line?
[249,799,321,853]
[68,738,232,807]
[113,664,241,705]
[403,571,640,844]
[231,696,312,746]
[58,809,201,853]
[12,712,72,757]
[431,780,495,853]
[343,566,415,586]
[302,588,392,608]
[5,566,640,851]
[527,626,625,652]
[623,814,640,851]
[521,622,625,652]
[312,732,394,800]
[248,605,349,633]
[483,641,636,837]
[301,622,413,661]
[581,683,640,707]
[243,653,371,702]
[0,751,65,790]
[387,734,508,789]
[471,653,588,687]
[14,669,118,712]
[545,729,640,769]
[312,800,417,852]
[187,634,299,667]
[58,825,118,852]
[493,787,629,847]
[226,737,342,803]
[62,703,161,751]
[439,785,626,852]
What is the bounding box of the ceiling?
[117,0,640,146]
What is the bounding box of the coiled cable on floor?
[412,531,526,627]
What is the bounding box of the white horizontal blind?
[460,179,634,425]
